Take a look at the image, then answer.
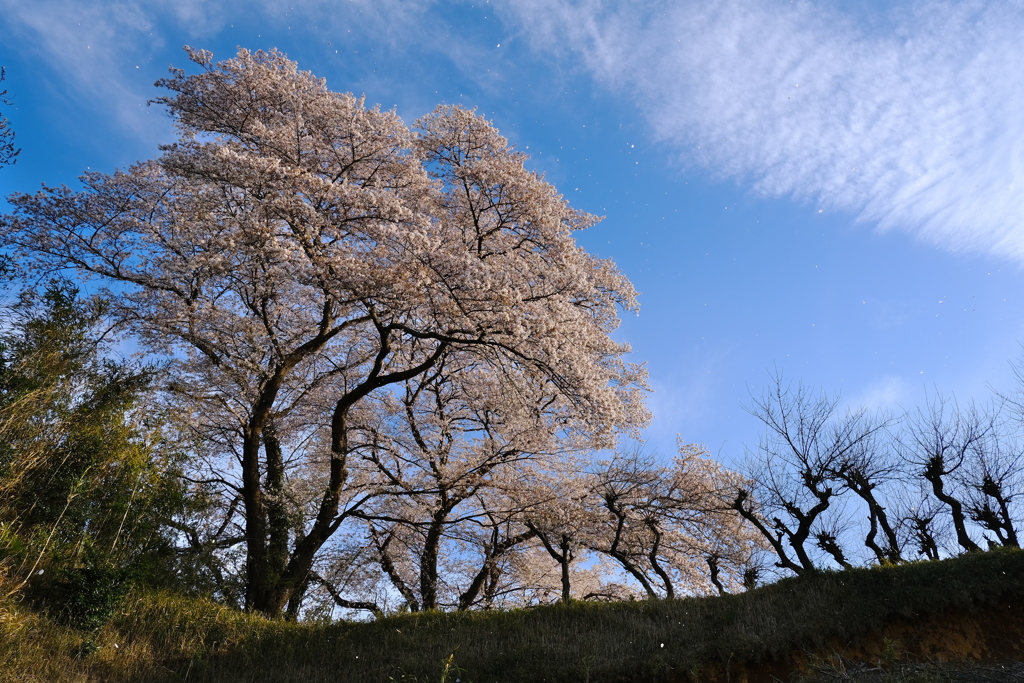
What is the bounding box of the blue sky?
[2,0,1023,463]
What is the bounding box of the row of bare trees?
[734,375,1023,578]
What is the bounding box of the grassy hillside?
[3,549,1024,683]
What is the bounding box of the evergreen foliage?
[0,283,182,623]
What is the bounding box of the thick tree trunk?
[419,513,446,611]
[241,427,269,612]
[243,337,448,618]
[264,423,290,584]
[241,352,324,615]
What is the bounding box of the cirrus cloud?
[501,0,1024,261]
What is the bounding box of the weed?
[879,637,903,670]
[388,653,471,683]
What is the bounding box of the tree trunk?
[526,521,574,603]
[600,501,658,598]
[645,521,674,599]
[924,456,981,553]
[843,473,902,563]
[732,490,807,576]
[559,535,572,603]
[419,512,446,611]
[374,529,420,612]
[264,422,290,586]
[241,427,269,612]
[707,555,726,595]
[458,527,536,611]
[978,477,1019,548]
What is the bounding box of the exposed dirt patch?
[674,600,1024,683]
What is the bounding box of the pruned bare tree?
[897,395,986,554]
[734,375,886,575]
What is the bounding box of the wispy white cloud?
[845,374,911,414]
[0,0,292,148]
[0,0,477,149]
[0,0,165,141]
[500,0,1024,261]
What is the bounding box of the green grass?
[3,548,1024,682]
